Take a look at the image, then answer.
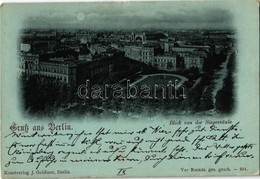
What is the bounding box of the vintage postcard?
[0,0,259,178]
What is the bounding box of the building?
[164,42,169,53]
[90,44,108,55]
[153,55,177,71]
[76,58,114,85]
[20,43,31,52]
[19,51,119,87]
[75,31,93,44]
[19,53,40,75]
[30,40,56,52]
[130,32,147,44]
[19,54,77,85]
[39,60,77,85]
[171,46,208,71]
[35,30,57,38]
[183,54,204,71]
[124,45,154,64]
[78,54,93,61]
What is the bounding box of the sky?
[23,1,234,30]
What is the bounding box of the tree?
[21,75,67,115]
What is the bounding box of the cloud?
[24,2,233,30]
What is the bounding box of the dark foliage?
[215,53,236,114]
[20,74,73,116]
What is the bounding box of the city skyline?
[22,2,234,30]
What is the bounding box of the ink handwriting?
[3,122,256,175]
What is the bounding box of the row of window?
[39,72,68,82]
[142,56,152,60]
[40,66,69,74]
[154,58,176,63]
[142,51,153,56]
[20,63,77,75]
